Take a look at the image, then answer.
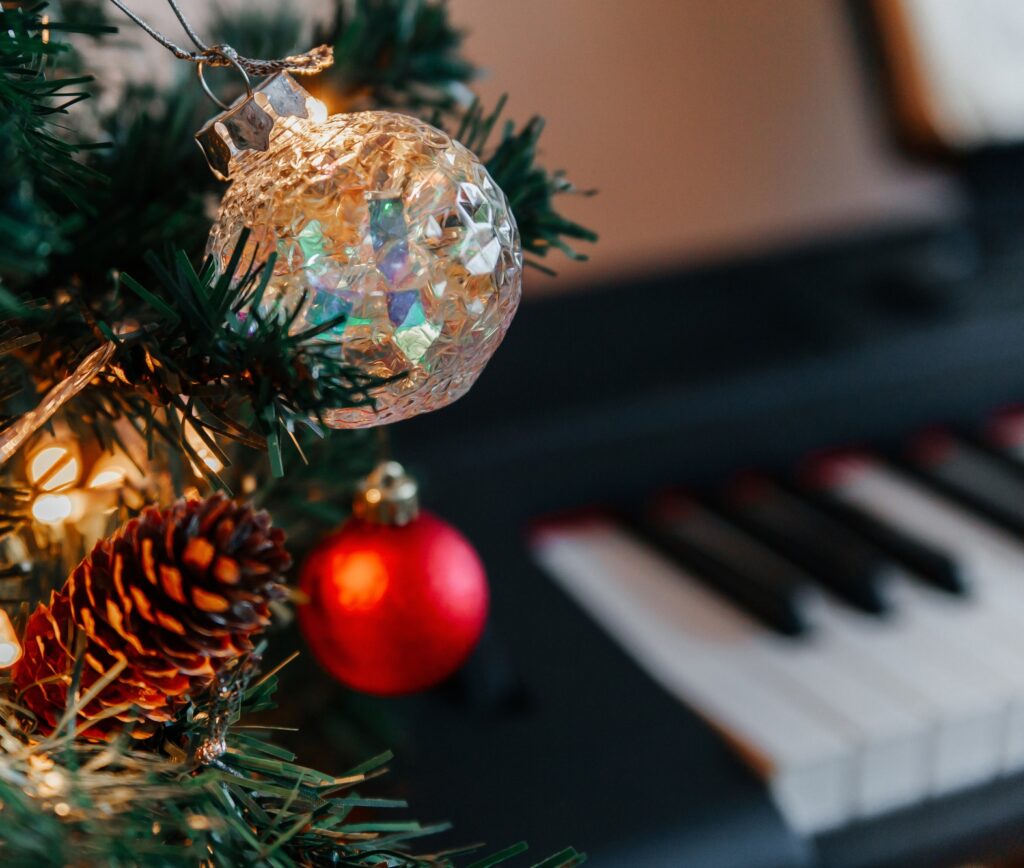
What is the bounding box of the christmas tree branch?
[315,0,476,114]
[109,234,395,479]
[0,229,391,485]
[0,2,113,284]
[0,648,585,866]
[0,7,595,855]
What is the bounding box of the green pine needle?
[108,233,397,479]
[0,2,112,284]
[0,649,586,866]
[319,0,476,112]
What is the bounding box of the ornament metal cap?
[353,461,420,526]
[195,71,327,181]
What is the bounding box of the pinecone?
[12,494,290,739]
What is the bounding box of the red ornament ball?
[298,512,489,695]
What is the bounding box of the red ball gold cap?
[353,461,420,526]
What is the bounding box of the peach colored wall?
[98,1,961,294]
[449,0,959,292]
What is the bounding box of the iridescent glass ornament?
[199,73,522,428]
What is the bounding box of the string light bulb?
[87,451,142,491]
[27,445,80,492]
[26,436,151,534]
[31,493,75,525]
[87,467,126,489]
[0,609,22,667]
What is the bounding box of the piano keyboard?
[530,410,1024,836]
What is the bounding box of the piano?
[384,212,1024,866]
[307,4,1024,866]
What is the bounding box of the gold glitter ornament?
[198,73,522,428]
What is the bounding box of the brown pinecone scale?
[12,494,290,739]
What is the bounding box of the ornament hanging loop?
[196,46,252,112]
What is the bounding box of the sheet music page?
[878,0,1024,148]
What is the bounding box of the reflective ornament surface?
[204,76,522,428]
[298,510,489,695]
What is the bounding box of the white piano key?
[828,458,1024,774]
[532,519,934,832]
[800,585,1003,794]
[887,577,1024,773]
[758,629,930,818]
[830,456,1024,591]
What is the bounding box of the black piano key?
[975,417,1024,494]
[713,477,892,614]
[959,428,1024,484]
[788,480,967,595]
[900,432,1024,537]
[981,409,1024,464]
[621,501,808,636]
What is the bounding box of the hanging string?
[165,0,207,52]
[105,0,334,77]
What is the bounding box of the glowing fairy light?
[0,610,22,668]
[31,493,74,525]
[27,445,80,491]
[86,452,140,490]
[88,468,126,489]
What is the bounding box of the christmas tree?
[0,0,594,864]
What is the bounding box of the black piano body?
[385,187,1024,866]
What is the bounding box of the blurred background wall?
[449,0,960,291]
[103,0,963,292]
